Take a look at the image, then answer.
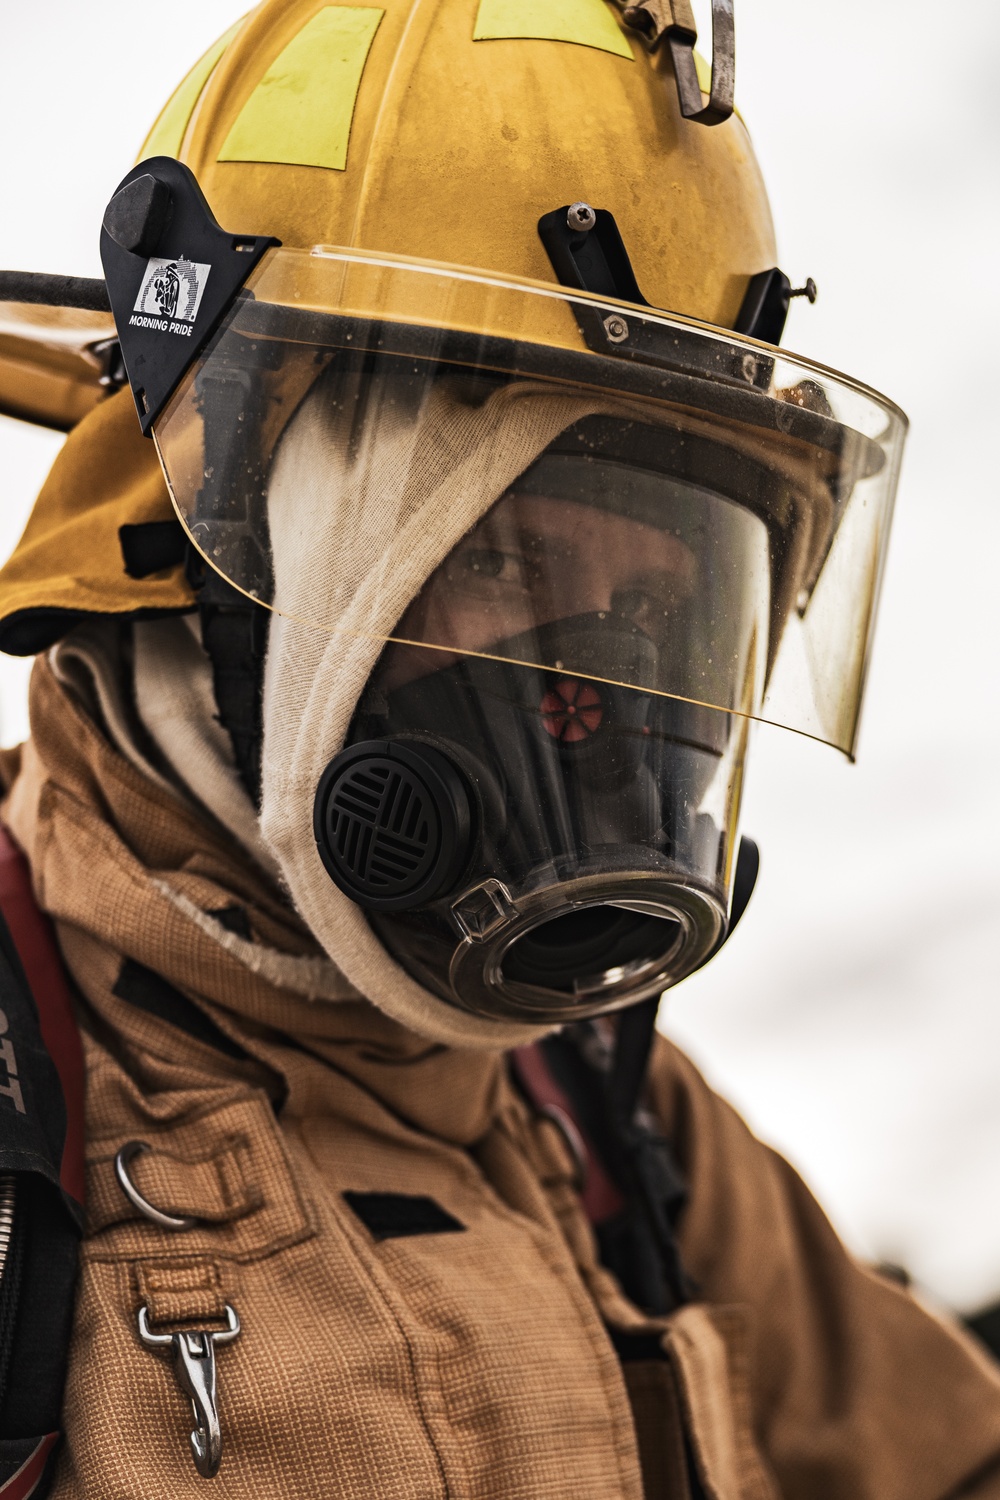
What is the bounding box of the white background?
[2,0,998,1312]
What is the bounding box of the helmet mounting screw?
[789,277,818,304]
[603,313,629,343]
[566,202,597,234]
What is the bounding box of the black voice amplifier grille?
[314,741,473,912]
[332,763,433,890]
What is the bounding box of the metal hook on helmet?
[619,0,735,127]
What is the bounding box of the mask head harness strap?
[186,550,268,807]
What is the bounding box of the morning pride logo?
[130,256,211,336]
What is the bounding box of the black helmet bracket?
[99,157,279,435]
[99,158,280,800]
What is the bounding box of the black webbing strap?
[0,830,84,1498]
[540,843,761,1313]
[605,997,695,1312]
[187,551,268,808]
[538,1003,695,1316]
[606,995,660,1124]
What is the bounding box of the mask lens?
[379,439,770,727]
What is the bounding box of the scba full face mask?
[319,416,769,1023]
[141,230,905,1038]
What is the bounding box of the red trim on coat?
[0,826,85,1211]
[0,1433,59,1499]
[511,1043,626,1225]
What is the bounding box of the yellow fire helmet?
[0,0,906,1028]
[5,0,785,656]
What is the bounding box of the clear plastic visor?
[154,247,907,756]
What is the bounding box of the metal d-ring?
[539,1104,589,1194]
[114,1139,200,1232]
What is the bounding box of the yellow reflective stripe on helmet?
[139,16,249,161]
[473,0,632,59]
[218,6,384,172]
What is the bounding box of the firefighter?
[0,0,999,1495]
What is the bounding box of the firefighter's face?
[379,491,698,689]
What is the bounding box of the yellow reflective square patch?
[473,0,632,59]
[218,6,384,172]
[141,16,248,161]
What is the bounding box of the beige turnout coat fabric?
[4,657,1000,1499]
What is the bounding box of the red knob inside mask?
[540,679,604,743]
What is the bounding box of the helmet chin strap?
[186,547,268,808]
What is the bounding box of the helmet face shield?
[150,247,905,1024]
[155,247,905,758]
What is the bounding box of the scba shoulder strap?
[0,826,84,1499]
[513,1001,695,1318]
[512,841,762,1317]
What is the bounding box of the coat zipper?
[0,1176,16,1287]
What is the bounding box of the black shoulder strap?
[513,838,762,1314]
[0,827,84,1498]
[530,1007,695,1317]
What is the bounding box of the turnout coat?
[1,655,999,1500]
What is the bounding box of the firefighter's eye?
[451,546,531,590]
[612,574,692,630]
[465,548,507,578]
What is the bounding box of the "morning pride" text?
[128,313,194,337]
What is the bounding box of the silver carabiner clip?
[138,1303,241,1478]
